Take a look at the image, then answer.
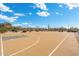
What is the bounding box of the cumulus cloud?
[14,13,25,16]
[36,11,50,17]
[34,3,48,11]
[65,3,79,10]
[0,3,13,12]
[0,14,18,22]
[34,3,50,17]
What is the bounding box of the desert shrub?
[11,27,21,32]
[22,30,27,33]
[0,27,8,33]
[11,29,18,32]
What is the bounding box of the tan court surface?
[0,31,79,56]
[0,40,1,56]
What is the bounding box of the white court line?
[9,37,40,56]
[49,34,69,56]
[0,34,4,56]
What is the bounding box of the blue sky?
[0,3,79,28]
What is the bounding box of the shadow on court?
[1,33,38,56]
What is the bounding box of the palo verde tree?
[0,27,8,33]
[0,22,12,33]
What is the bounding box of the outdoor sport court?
[0,31,79,56]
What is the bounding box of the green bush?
[0,27,8,33]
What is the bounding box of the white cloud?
[36,11,50,17]
[13,23,21,27]
[0,14,18,22]
[14,13,25,16]
[12,16,19,19]
[34,3,50,17]
[0,3,13,12]
[34,3,48,10]
[59,4,63,8]
[13,22,33,28]
[55,12,63,15]
[29,13,32,15]
[22,22,32,25]
[65,3,79,10]
[22,22,34,27]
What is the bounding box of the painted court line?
[9,37,40,56]
[48,34,69,56]
[0,34,4,56]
